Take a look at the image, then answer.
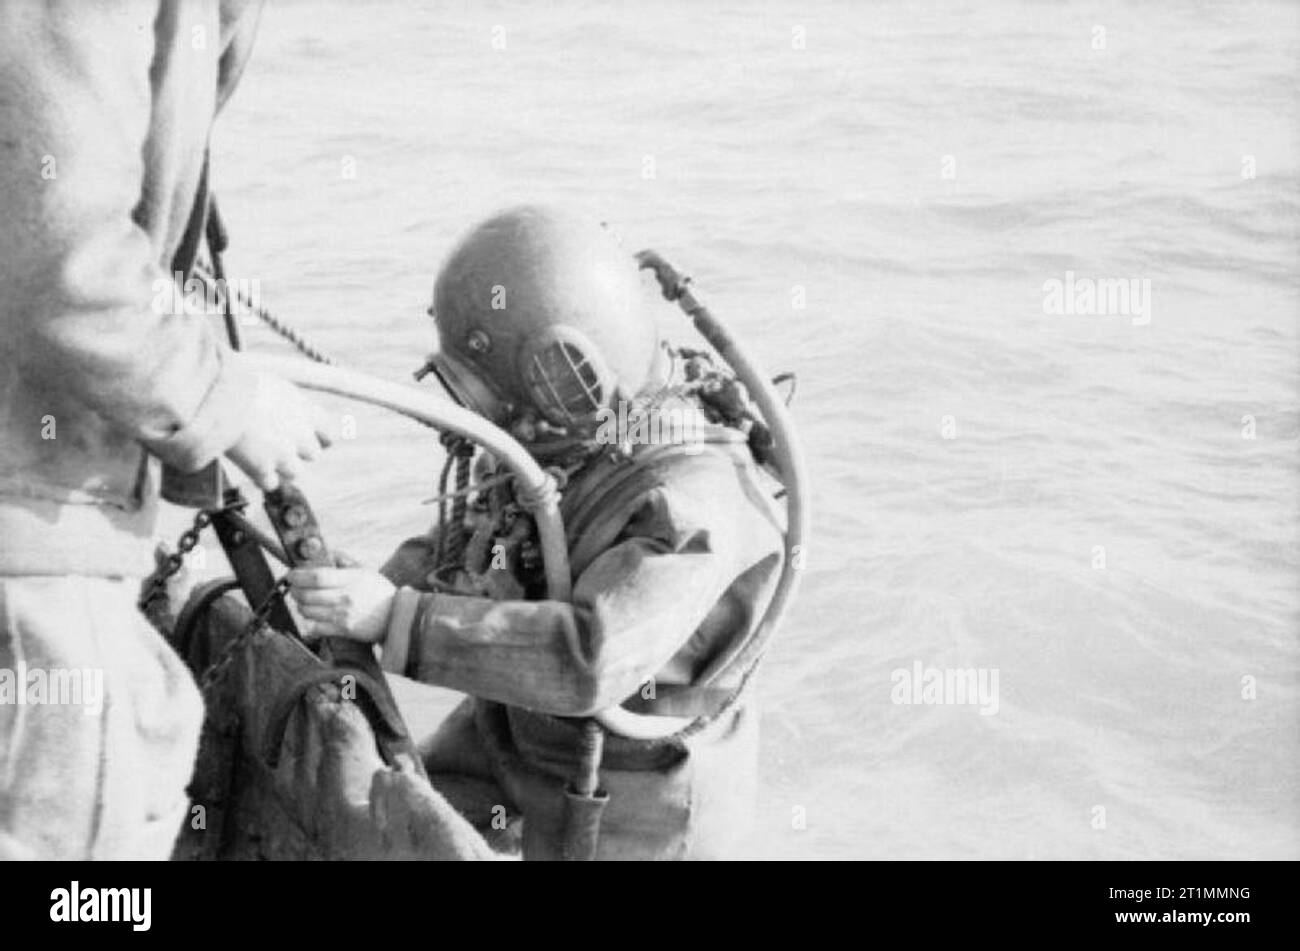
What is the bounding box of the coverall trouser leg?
[0,576,203,860]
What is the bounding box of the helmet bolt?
[296,537,325,560]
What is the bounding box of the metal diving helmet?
[420,205,663,443]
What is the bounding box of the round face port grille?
[522,328,610,425]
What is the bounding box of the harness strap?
[167,150,210,279]
[210,503,298,636]
[263,484,424,772]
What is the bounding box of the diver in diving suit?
[287,205,787,860]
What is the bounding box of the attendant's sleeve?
[0,1,254,473]
[402,464,748,717]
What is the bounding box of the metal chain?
[138,508,217,612]
[137,498,295,694]
[198,576,294,692]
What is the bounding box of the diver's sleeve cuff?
[379,586,422,675]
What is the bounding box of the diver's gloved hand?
[226,371,336,491]
[287,566,396,644]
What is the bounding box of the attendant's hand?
[287,567,395,643]
[226,372,336,491]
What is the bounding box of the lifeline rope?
[193,262,337,366]
[440,435,476,571]
[191,263,452,443]
[432,449,456,572]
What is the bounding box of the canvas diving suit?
[379,428,785,860]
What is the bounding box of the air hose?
[239,355,572,606]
